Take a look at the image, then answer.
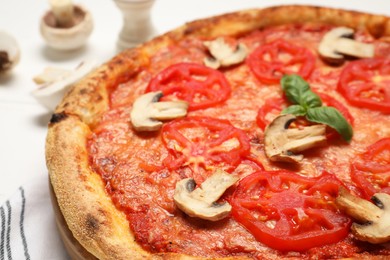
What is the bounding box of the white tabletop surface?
[0,0,389,205]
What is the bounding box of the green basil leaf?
[281,105,307,116]
[302,91,322,108]
[306,107,353,142]
[281,74,310,105]
[280,75,353,142]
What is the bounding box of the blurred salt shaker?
[113,0,156,51]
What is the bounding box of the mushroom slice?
[336,187,390,244]
[130,91,188,132]
[33,67,72,84]
[0,31,20,73]
[264,114,327,163]
[173,170,239,221]
[31,60,98,110]
[318,27,374,63]
[203,37,248,69]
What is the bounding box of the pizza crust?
[46,5,390,259]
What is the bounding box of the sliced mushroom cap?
[31,60,98,110]
[264,114,327,163]
[33,67,72,84]
[40,4,93,50]
[318,27,374,63]
[203,37,248,69]
[0,31,20,73]
[130,91,188,132]
[173,170,239,221]
[336,187,390,244]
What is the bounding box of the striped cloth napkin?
[0,174,68,260]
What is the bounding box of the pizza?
[46,5,390,259]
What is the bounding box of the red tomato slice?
[240,157,265,172]
[161,116,250,184]
[256,97,286,130]
[338,58,390,113]
[351,138,390,199]
[230,170,351,252]
[309,68,341,91]
[231,157,265,179]
[145,63,231,111]
[246,39,315,84]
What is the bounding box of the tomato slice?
[230,170,351,252]
[351,138,390,199]
[246,39,315,84]
[161,116,250,184]
[145,63,231,111]
[256,97,286,130]
[309,68,341,91]
[338,57,390,113]
[231,157,265,179]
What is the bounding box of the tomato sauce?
[88,24,390,258]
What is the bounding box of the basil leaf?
[280,75,353,142]
[306,107,353,142]
[302,91,322,108]
[281,105,307,116]
[281,75,310,105]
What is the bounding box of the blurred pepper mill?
[113,0,156,51]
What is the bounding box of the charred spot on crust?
[49,112,68,124]
[369,22,386,39]
[86,214,100,235]
[100,73,108,81]
[79,88,88,95]
[183,20,210,36]
[94,95,103,102]
[111,57,125,66]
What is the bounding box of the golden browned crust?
[46,5,390,260]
